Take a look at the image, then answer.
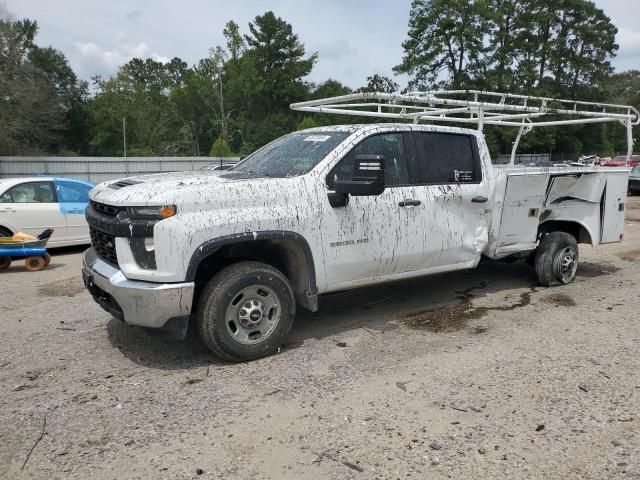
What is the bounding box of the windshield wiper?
[228,169,271,178]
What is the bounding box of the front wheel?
[534,232,579,287]
[196,261,296,362]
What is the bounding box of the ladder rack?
[290,90,639,165]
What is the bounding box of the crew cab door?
[321,132,429,288]
[407,131,490,269]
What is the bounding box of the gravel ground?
[1,197,640,480]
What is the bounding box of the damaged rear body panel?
[487,166,628,258]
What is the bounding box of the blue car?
[0,177,94,247]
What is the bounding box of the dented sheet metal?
[545,173,606,205]
[488,166,629,258]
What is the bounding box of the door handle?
[399,199,421,207]
[0,207,16,213]
[471,196,488,203]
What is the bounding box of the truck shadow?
[105,258,619,370]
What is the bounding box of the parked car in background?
[553,155,599,168]
[200,162,237,172]
[0,177,94,247]
[629,166,640,195]
[601,155,640,167]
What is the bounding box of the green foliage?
[394,0,489,88]
[0,17,90,154]
[245,11,318,110]
[209,137,233,157]
[396,0,623,155]
[397,0,617,95]
[0,5,635,159]
[297,116,317,130]
[358,74,399,93]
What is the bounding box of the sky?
[3,0,640,90]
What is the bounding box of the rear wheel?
[534,232,579,286]
[0,257,11,270]
[25,256,46,272]
[43,253,52,266]
[196,261,296,362]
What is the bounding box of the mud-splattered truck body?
[82,123,629,361]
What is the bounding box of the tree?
[0,17,89,154]
[29,45,91,153]
[224,20,245,61]
[245,11,317,109]
[89,57,190,156]
[209,137,233,157]
[311,79,352,99]
[296,116,317,130]
[547,0,617,94]
[394,0,488,88]
[358,74,399,93]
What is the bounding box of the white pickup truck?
[82,91,634,361]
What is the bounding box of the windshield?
[230,131,350,178]
[632,166,640,175]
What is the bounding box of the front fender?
[186,230,318,292]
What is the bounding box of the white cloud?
[617,27,640,57]
[73,34,169,78]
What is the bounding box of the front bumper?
[81,248,194,328]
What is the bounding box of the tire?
[0,226,12,238]
[534,232,579,287]
[43,253,52,266]
[196,261,296,362]
[0,257,11,270]
[25,256,46,272]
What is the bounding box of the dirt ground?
[1,198,640,480]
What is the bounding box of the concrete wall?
[0,157,240,184]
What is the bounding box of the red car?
[600,155,640,167]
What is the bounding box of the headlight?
[127,205,177,219]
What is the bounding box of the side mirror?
[328,154,385,207]
[335,154,385,196]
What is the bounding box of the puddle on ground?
[617,249,640,262]
[541,293,577,307]
[38,277,85,297]
[576,262,621,278]
[402,283,536,333]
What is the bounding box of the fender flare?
[185,230,318,295]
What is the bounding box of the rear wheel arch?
[187,231,318,312]
[538,220,593,246]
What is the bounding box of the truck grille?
[90,201,122,217]
[90,227,118,265]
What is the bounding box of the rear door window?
[413,132,481,184]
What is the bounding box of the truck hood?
[89,170,304,209]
